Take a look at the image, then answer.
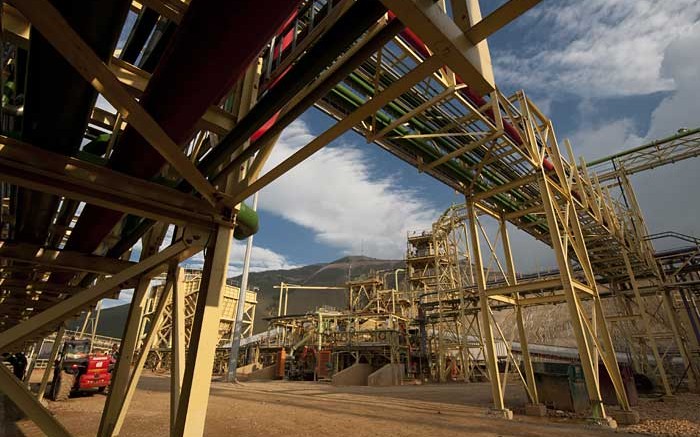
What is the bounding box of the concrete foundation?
[585,416,618,429]
[236,362,260,376]
[485,408,513,420]
[609,410,640,425]
[524,403,547,417]
[331,363,374,386]
[368,364,404,387]
[247,364,276,380]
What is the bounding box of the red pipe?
[392,20,559,171]
[57,0,301,279]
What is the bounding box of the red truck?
[50,338,114,401]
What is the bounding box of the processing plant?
[0,1,699,436]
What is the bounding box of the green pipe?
[346,71,527,202]
[235,202,259,240]
[330,82,548,234]
[347,69,544,212]
[586,126,700,167]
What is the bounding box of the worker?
[15,352,27,380]
[109,343,119,372]
[110,343,119,360]
[2,352,27,379]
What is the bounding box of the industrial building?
[0,1,699,436]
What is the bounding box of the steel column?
[170,265,186,429]
[468,201,508,415]
[500,218,538,404]
[173,225,233,436]
[537,175,608,421]
[112,273,175,436]
[622,251,672,396]
[97,276,152,437]
[662,290,699,391]
[36,324,66,400]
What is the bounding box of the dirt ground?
[2,372,657,437]
[623,393,700,437]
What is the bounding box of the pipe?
[586,126,700,167]
[394,22,557,171]
[329,81,541,229]
[393,268,405,316]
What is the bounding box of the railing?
[325,329,404,347]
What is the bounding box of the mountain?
[68,304,129,339]
[227,255,404,333]
[84,255,404,338]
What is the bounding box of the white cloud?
[565,24,700,239]
[259,120,439,259]
[567,23,700,159]
[495,0,700,98]
[182,244,299,277]
[646,24,700,139]
[570,118,642,162]
[100,288,134,308]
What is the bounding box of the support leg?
[538,177,609,422]
[468,202,510,418]
[662,290,699,391]
[0,364,72,437]
[97,276,151,437]
[173,225,233,436]
[170,265,186,429]
[500,217,540,407]
[112,274,175,436]
[623,252,672,396]
[36,324,65,401]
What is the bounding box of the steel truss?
[146,269,257,374]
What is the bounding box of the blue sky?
[246,0,700,274]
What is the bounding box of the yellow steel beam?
[484,277,563,296]
[0,364,73,437]
[107,58,237,136]
[231,56,443,204]
[380,0,494,95]
[0,241,135,275]
[137,0,186,24]
[173,225,233,436]
[465,0,541,44]
[472,173,537,202]
[0,136,227,228]
[0,237,201,351]
[421,130,503,172]
[2,4,30,48]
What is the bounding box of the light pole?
[227,192,258,382]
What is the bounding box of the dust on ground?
[6,373,648,437]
